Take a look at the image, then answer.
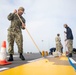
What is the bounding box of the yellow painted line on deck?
[0,57,76,75]
[60,56,68,60]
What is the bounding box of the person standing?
[55,34,63,53]
[64,24,73,57]
[7,7,26,61]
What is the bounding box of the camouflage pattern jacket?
[7,13,25,32]
[55,36,61,44]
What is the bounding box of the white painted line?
[27,58,43,63]
[7,55,19,57]
[27,55,54,63]
[0,67,9,71]
[69,58,76,64]
[47,55,54,57]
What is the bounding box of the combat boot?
[68,53,72,57]
[19,53,25,60]
[8,54,14,61]
[66,53,72,57]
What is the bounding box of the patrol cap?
[18,7,25,11]
[57,33,60,36]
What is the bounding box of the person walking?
[7,7,26,61]
[64,24,73,57]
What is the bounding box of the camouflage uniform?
[7,13,25,54]
[55,36,62,53]
[66,40,73,53]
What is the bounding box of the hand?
[22,23,26,29]
[64,31,66,33]
[13,9,17,14]
[64,39,67,41]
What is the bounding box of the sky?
[0,0,76,53]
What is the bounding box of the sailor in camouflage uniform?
[55,34,63,53]
[7,7,26,61]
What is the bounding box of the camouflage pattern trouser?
[56,42,62,53]
[66,39,73,53]
[7,31,23,54]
